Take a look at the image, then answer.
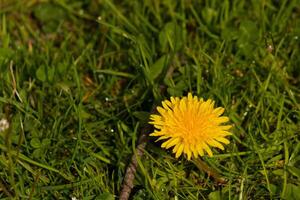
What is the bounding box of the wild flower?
[149,93,232,160]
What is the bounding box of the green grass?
[0,0,300,199]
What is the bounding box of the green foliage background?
[0,0,300,199]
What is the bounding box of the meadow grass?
[0,0,300,199]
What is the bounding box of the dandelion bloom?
[149,93,232,160]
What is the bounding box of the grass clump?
[0,0,300,199]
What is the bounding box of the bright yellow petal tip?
[149,93,232,160]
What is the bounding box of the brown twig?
[119,85,166,200]
[119,122,152,200]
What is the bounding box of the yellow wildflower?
[149,93,232,160]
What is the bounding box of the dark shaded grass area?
[0,0,300,199]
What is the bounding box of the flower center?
[179,110,209,142]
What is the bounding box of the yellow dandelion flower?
[149,93,232,160]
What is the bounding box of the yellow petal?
[150,130,166,136]
[175,144,184,158]
[206,99,212,107]
[170,96,176,104]
[207,139,224,150]
[215,137,230,144]
[215,116,229,124]
[179,99,186,112]
[218,131,232,137]
[164,100,172,107]
[209,101,215,111]
[202,142,213,157]
[187,150,192,160]
[155,135,169,141]
[191,144,198,158]
[213,107,224,116]
[184,145,192,160]
[157,106,166,115]
[172,144,179,153]
[165,138,180,149]
[173,105,180,116]
[162,137,178,149]
[161,140,170,148]
[150,114,161,120]
[154,124,162,129]
[188,93,193,101]
[150,121,165,126]
[193,95,198,102]
[162,101,170,110]
[220,125,232,131]
[197,144,204,156]
[199,101,209,113]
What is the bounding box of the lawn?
[0,0,300,199]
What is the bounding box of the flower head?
[149,93,232,160]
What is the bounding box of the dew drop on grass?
[0,118,9,132]
[98,74,104,79]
